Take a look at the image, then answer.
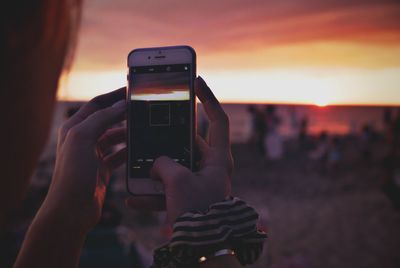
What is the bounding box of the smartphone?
[126,46,196,195]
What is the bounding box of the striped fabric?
[152,197,267,268]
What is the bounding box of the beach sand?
[113,140,400,268]
[230,142,400,268]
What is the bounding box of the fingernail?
[112,100,126,109]
[197,76,205,84]
[197,76,210,90]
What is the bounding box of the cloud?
[72,0,400,70]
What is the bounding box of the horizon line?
[56,98,400,107]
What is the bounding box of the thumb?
[151,156,190,188]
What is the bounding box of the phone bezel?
[126,45,196,196]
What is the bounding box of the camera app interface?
[129,64,191,178]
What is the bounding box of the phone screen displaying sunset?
[128,64,191,178]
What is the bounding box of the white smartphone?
[126,45,196,195]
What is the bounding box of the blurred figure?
[391,108,400,154]
[247,105,258,144]
[348,119,358,139]
[288,106,299,136]
[264,105,283,160]
[247,104,266,155]
[381,108,400,209]
[309,131,329,161]
[327,136,342,171]
[298,117,309,150]
[383,107,393,142]
[360,124,377,162]
[381,154,400,210]
[308,131,343,173]
[308,131,344,173]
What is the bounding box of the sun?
[311,94,331,107]
[314,100,329,107]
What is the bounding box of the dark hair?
[1,0,82,70]
[0,0,82,232]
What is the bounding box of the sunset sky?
[131,72,189,101]
[59,0,400,105]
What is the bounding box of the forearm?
[200,255,242,268]
[14,204,88,268]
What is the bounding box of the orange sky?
[60,0,400,105]
[132,72,188,96]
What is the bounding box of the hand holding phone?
[39,88,127,231]
[126,77,234,223]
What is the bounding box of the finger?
[59,87,126,143]
[125,196,166,211]
[103,147,126,170]
[194,135,209,169]
[151,156,190,187]
[196,135,209,157]
[97,126,126,155]
[195,77,229,150]
[69,100,126,142]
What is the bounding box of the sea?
[48,102,397,147]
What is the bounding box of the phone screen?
[128,64,191,178]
